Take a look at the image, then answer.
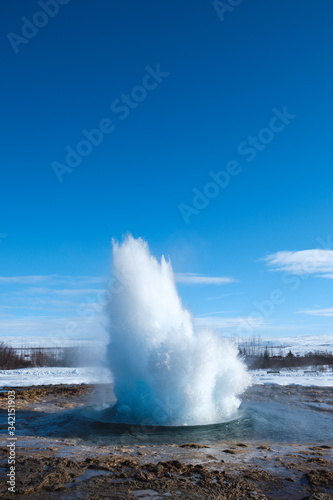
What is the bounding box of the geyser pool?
[107,236,251,426]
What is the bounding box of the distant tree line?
[241,345,333,370]
[0,342,91,369]
[0,343,27,370]
[1,338,332,371]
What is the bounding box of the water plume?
[107,235,251,426]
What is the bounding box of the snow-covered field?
[3,334,332,356]
[251,367,333,387]
[252,334,333,357]
[0,334,332,388]
[0,366,112,388]
[0,365,332,388]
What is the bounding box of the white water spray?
[107,236,251,426]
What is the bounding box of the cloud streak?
[297,307,333,317]
[0,275,54,284]
[0,275,106,285]
[194,316,270,331]
[0,275,108,324]
[261,250,333,277]
[19,287,106,296]
[0,315,107,339]
[175,273,237,285]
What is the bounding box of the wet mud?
[0,384,332,499]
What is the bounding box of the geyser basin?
[107,236,251,426]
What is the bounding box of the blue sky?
[1,0,333,343]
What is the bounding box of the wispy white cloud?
[0,313,107,339]
[0,275,106,285]
[1,298,81,312]
[21,287,106,296]
[297,307,333,317]
[175,273,237,285]
[261,250,333,277]
[0,273,236,287]
[197,310,240,316]
[0,275,53,284]
[194,316,270,331]
[0,275,108,320]
[205,292,245,300]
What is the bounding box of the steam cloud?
[107,236,251,426]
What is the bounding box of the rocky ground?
[0,384,332,499]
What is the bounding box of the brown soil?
[0,384,332,499]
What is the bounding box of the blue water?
[2,390,332,446]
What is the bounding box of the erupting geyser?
[107,236,251,426]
